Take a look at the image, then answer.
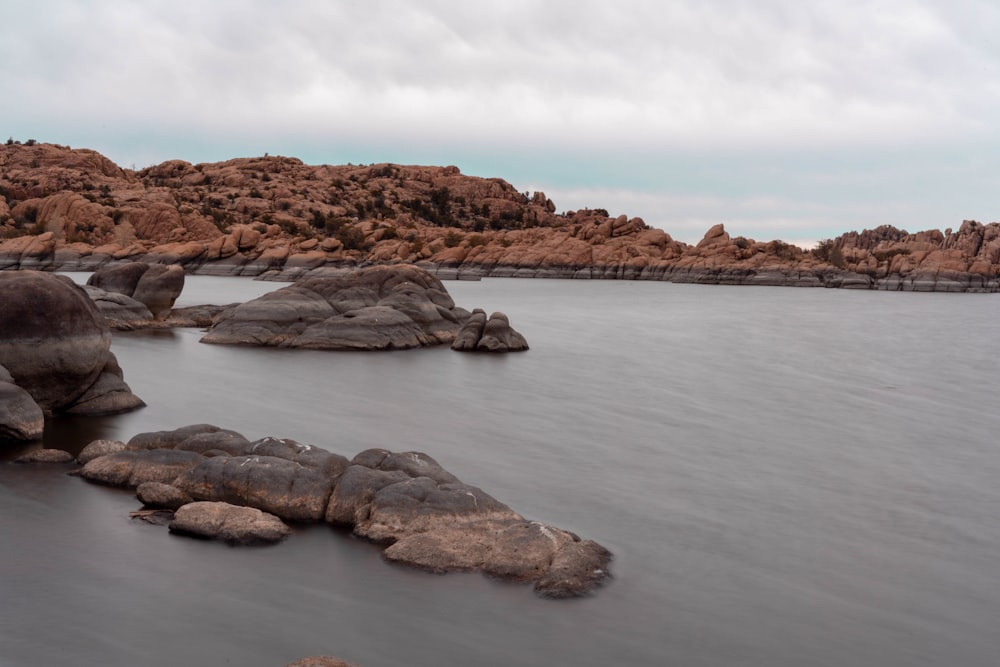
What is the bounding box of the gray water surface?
[2,278,999,666]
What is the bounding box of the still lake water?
[3,276,1000,667]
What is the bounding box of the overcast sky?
[4,0,1000,245]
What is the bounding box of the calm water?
[3,276,1000,667]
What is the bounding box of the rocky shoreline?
[3,142,1000,292]
[4,239,998,292]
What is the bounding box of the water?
[3,277,1000,666]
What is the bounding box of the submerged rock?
[13,448,75,463]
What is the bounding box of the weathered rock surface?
[452,310,528,352]
[61,352,145,416]
[202,265,469,350]
[126,423,231,450]
[285,657,360,667]
[87,262,185,319]
[80,449,205,487]
[13,448,75,463]
[82,285,154,328]
[174,454,335,522]
[77,424,612,597]
[0,372,44,441]
[169,501,291,545]
[77,438,127,464]
[0,271,144,442]
[0,271,111,411]
[136,481,194,510]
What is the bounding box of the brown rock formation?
[3,142,999,291]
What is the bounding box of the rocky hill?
[2,141,999,291]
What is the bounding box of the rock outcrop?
[5,142,995,290]
[201,265,470,350]
[87,262,185,319]
[74,424,612,598]
[0,271,144,442]
[452,309,529,352]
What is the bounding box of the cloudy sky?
[3,0,999,245]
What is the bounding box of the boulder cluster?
[74,424,611,598]
[0,271,144,441]
[5,142,1000,290]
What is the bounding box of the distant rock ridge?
[2,142,999,291]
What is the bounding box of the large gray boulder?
[87,262,185,319]
[201,264,469,350]
[0,271,144,442]
[0,271,111,411]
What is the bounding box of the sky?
[3,0,1000,246]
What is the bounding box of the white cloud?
[6,0,1000,149]
[3,0,1000,242]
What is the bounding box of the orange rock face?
[2,142,999,290]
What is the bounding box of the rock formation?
[0,271,144,442]
[285,658,359,667]
[74,423,612,598]
[169,501,291,545]
[3,141,998,290]
[452,309,529,352]
[201,265,470,350]
[87,261,185,319]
